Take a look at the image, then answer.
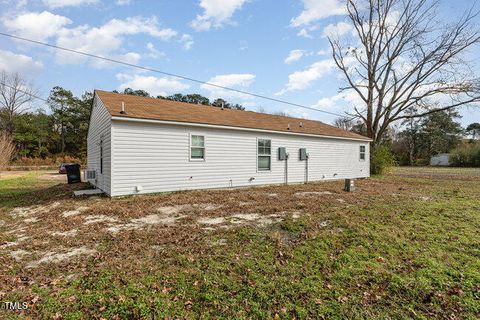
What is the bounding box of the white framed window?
[257,138,271,171]
[360,145,366,161]
[190,135,205,161]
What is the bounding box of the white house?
[87,90,371,197]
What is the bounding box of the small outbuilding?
[86,90,371,196]
[430,153,450,166]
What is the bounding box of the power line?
[0,31,349,119]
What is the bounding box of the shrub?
[450,143,480,167]
[0,132,15,168]
[414,158,430,166]
[370,144,396,175]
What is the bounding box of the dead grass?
[0,167,479,318]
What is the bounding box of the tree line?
[334,110,480,166]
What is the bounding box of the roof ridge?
[96,89,329,124]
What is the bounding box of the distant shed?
[430,153,450,166]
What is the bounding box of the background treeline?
[335,110,480,168]
[1,72,479,168]
[115,88,245,110]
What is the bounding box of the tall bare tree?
[329,0,480,145]
[0,72,36,134]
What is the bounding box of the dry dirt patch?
[10,249,31,261]
[295,191,333,197]
[62,206,89,217]
[50,229,78,237]
[10,202,61,218]
[106,212,186,234]
[26,246,97,268]
[83,215,118,225]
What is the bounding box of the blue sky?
[0,0,479,127]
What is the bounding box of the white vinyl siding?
[86,94,112,195]
[110,120,370,196]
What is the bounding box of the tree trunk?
[61,124,65,154]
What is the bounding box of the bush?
[370,145,396,175]
[450,143,480,167]
[0,132,15,168]
[414,158,430,166]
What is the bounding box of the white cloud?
[180,34,194,50]
[201,73,255,100]
[54,16,177,65]
[297,28,312,38]
[297,24,320,38]
[276,59,335,95]
[85,52,141,69]
[4,12,188,68]
[284,49,306,64]
[146,42,166,59]
[116,0,132,5]
[291,0,345,27]
[281,107,311,119]
[3,11,72,41]
[317,49,329,56]
[116,73,190,97]
[313,89,364,114]
[0,0,27,9]
[322,22,353,38]
[43,0,97,8]
[0,49,43,75]
[190,0,248,31]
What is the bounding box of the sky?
[0,0,479,127]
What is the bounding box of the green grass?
[1,168,480,319]
[0,172,47,207]
[33,198,478,319]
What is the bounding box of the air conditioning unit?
[85,170,96,182]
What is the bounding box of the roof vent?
[120,101,127,115]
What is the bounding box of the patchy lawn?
[0,167,479,319]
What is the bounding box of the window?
[190,135,205,160]
[360,145,366,161]
[100,139,104,174]
[257,139,271,171]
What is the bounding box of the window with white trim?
[257,139,271,171]
[359,145,366,161]
[190,135,205,160]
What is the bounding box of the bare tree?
[334,116,355,131]
[0,72,36,134]
[333,116,367,135]
[329,0,480,146]
[0,131,15,171]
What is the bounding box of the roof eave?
[111,115,373,142]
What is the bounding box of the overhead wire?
[0,31,352,119]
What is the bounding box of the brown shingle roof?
[96,90,370,141]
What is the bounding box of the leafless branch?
[329,0,480,144]
[0,71,37,134]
